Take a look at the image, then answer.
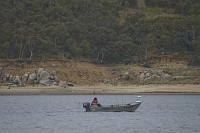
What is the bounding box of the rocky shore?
[0,60,200,95]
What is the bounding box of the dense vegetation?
[0,0,200,63]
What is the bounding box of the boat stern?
[83,102,90,112]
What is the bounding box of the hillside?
[1,0,200,63]
[1,60,200,86]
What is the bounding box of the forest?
[0,0,200,64]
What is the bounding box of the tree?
[142,33,159,60]
[79,40,92,59]
[173,30,195,51]
[27,36,39,60]
[0,67,2,89]
[115,34,137,63]
[190,3,200,15]
[2,42,10,59]
[89,27,115,63]
[12,26,28,60]
[182,0,192,16]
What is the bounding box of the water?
[0,95,200,133]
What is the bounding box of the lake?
[0,95,200,133]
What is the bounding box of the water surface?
[0,95,199,133]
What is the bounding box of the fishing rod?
[115,95,119,105]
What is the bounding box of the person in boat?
[91,97,101,107]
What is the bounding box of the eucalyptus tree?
[114,34,137,63]
[89,26,116,63]
[26,28,40,60]
[141,33,160,60]
[0,67,2,89]
[12,26,27,60]
[0,22,13,58]
[2,42,10,59]
[190,2,200,15]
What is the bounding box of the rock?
[39,79,51,86]
[13,76,21,84]
[59,81,67,88]
[124,72,129,75]
[53,76,59,82]
[51,71,57,76]
[152,74,160,79]
[52,82,58,86]
[144,76,151,81]
[40,71,50,80]
[145,72,151,78]
[139,73,145,83]
[67,82,74,86]
[102,79,110,83]
[37,68,44,77]
[52,64,56,67]
[22,73,29,83]
[9,75,13,82]
[2,74,7,81]
[163,73,171,78]
[27,73,37,83]
[144,70,148,74]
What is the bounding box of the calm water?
[0,95,200,133]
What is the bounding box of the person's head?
[94,97,97,100]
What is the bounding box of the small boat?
[83,96,142,112]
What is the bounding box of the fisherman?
[91,97,101,107]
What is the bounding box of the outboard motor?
[135,96,142,103]
[83,102,90,112]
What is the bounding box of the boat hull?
[84,102,141,112]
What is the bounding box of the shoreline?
[0,84,200,95]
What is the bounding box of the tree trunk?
[0,68,2,89]
[127,52,133,63]
[96,51,101,61]
[101,51,104,64]
[20,42,26,60]
[29,51,33,60]
[192,25,195,44]
[29,43,33,60]
[18,41,22,60]
[144,47,148,61]
[0,76,1,89]
[6,48,8,59]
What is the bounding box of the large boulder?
[27,73,37,83]
[37,68,44,77]
[12,76,22,86]
[2,74,9,82]
[9,75,13,82]
[22,73,29,83]
[40,71,50,80]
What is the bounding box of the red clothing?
[91,99,98,104]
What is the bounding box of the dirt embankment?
[0,59,200,86]
[0,60,140,85]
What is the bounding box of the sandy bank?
[0,84,200,95]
